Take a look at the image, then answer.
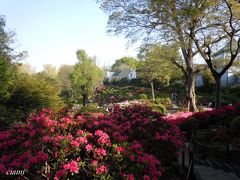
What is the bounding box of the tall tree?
[138,44,183,101]
[42,64,57,78]
[139,44,183,85]
[138,58,161,102]
[0,15,26,103]
[70,50,103,106]
[111,57,139,71]
[189,0,240,107]
[57,64,74,105]
[17,63,36,74]
[97,0,213,111]
[38,64,60,91]
[4,69,64,124]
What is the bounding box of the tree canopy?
[0,16,15,103]
[188,0,240,107]
[97,0,210,111]
[138,44,183,85]
[70,50,103,106]
[98,0,240,110]
[57,64,74,105]
[111,56,139,71]
[138,44,183,101]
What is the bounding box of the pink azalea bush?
[166,104,240,127]
[164,112,193,126]
[165,103,240,141]
[0,106,185,179]
[81,105,185,179]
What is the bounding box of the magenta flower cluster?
[0,105,185,179]
[165,103,240,141]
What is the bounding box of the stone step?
[194,165,240,180]
[193,158,240,179]
[181,149,240,179]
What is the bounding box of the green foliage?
[118,77,129,86]
[156,97,172,109]
[111,56,139,71]
[0,16,16,103]
[151,103,167,115]
[228,86,240,96]
[41,64,58,78]
[138,44,183,85]
[139,93,148,100]
[80,103,108,114]
[57,64,74,105]
[0,57,15,102]
[95,86,174,107]
[202,69,215,91]
[17,63,36,74]
[70,50,103,106]
[1,71,64,125]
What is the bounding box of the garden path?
[182,143,240,180]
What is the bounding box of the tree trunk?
[180,47,198,112]
[82,94,88,107]
[187,73,198,112]
[166,79,170,86]
[150,81,155,101]
[215,78,221,108]
[184,75,188,106]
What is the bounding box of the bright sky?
[0,0,138,71]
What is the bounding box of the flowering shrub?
[0,109,119,179]
[164,112,193,126]
[165,103,240,142]
[81,105,185,179]
[0,106,185,179]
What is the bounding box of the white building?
[112,68,137,81]
[105,71,114,81]
[196,41,240,87]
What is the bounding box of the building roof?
[212,39,238,58]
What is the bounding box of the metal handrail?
[181,142,194,180]
[192,137,240,150]
[191,136,240,164]
[186,159,193,180]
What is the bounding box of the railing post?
[193,138,196,153]
[189,151,194,179]
[226,142,230,163]
[202,143,206,160]
[189,144,191,166]
[182,151,185,169]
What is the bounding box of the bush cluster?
[165,103,240,143]
[0,105,184,179]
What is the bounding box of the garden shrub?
[156,97,172,109]
[80,103,108,114]
[179,117,199,137]
[164,112,193,126]
[228,86,240,97]
[93,105,185,179]
[0,73,64,126]
[0,105,185,179]
[166,103,240,142]
[152,103,168,115]
[139,93,148,100]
